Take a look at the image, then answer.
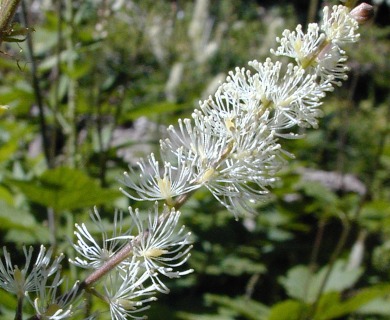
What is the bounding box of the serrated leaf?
[10,167,119,212]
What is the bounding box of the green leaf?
[0,185,13,205]
[219,256,266,276]
[315,284,390,320]
[279,265,313,302]
[0,201,38,230]
[357,293,390,316]
[205,294,269,320]
[268,300,306,320]
[321,260,363,293]
[10,167,119,212]
[279,260,363,303]
[0,289,17,311]
[0,139,18,163]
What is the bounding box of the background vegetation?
[0,0,390,319]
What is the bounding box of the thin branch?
[306,215,351,319]
[20,0,52,168]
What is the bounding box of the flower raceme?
[121,4,367,218]
[0,3,373,320]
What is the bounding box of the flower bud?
[350,3,374,24]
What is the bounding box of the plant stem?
[65,0,77,168]
[302,217,327,307]
[0,0,21,45]
[307,0,319,24]
[306,214,351,319]
[15,295,23,320]
[50,0,64,164]
[20,0,52,168]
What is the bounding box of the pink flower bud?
[350,3,374,24]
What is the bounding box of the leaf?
[10,167,120,212]
[219,256,266,276]
[321,260,363,293]
[0,290,17,310]
[357,294,390,316]
[0,185,13,205]
[0,201,38,230]
[205,294,269,320]
[315,284,390,320]
[268,300,306,320]
[278,265,313,302]
[279,260,363,303]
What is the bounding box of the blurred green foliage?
[0,0,390,319]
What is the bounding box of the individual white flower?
[315,43,349,86]
[71,208,129,270]
[321,5,360,44]
[202,129,285,217]
[28,271,80,320]
[128,203,193,293]
[120,152,200,206]
[248,59,328,129]
[163,118,230,171]
[195,81,264,138]
[270,23,326,68]
[104,257,157,320]
[270,23,349,87]
[0,246,63,298]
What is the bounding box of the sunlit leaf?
[315,285,390,320]
[268,300,306,320]
[279,260,363,303]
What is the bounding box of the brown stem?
[82,242,134,287]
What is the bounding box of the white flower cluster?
[0,4,368,320]
[120,5,360,219]
[70,204,192,320]
[0,245,77,319]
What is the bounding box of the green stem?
[65,0,77,168]
[0,0,21,45]
[50,0,64,164]
[306,215,351,319]
[20,0,52,168]
[302,217,327,307]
